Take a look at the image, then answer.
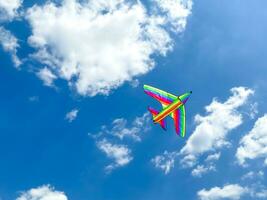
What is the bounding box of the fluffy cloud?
[65,109,79,122]
[0,0,22,21]
[0,26,21,67]
[180,87,254,167]
[96,139,132,172]
[16,185,67,200]
[26,0,192,96]
[236,114,267,166]
[154,0,192,32]
[197,184,249,200]
[151,151,177,174]
[151,87,253,174]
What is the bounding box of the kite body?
[144,85,192,137]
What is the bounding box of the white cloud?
[248,102,258,119]
[180,87,254,167]
[205,152,221,162]
[191,164,215,178]
[151,151,177,174]
[241,171,264,180]
[236,114,267,166]
[241,171,254,180]
[93,112,150,142]
[197,184,249,200]
[180,154,197,168]
[0,26,21,67]
[65,109,79,122]
[154,0,193,33]
[36,67,57,87]
[29,96,39,102]
[255,189,267,198]
[96,139,132,172]
[90,112,150,172]
[16,185,67,200]
[0,0,22,21]
[192,153,220,178]
[26,0,192,96]
[129,79,139,88]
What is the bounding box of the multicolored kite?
[144,85,192,137]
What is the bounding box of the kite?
[144,85,192,137]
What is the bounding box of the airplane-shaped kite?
[144,85,192,137]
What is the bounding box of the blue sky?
[0,0,267,200]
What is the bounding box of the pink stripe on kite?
[145,90,172,104]
[176,109,181,136]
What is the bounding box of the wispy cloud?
[65,109,79,123]
[205,152,221,162]
[254,189,267,199]
[0,26,21,67]
[151,151,177,174]
[90,112,150,172]
[241,171,264,180]
[36,67,57,87]
[28,96,39,102]
[191,152,220,178]
[248,102,258,119]
[191,164,215,178]
[96,139,133,173]
[91,112,150,142]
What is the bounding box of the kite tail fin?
[148,107,167,131]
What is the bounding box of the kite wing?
[170,105,186,137]
[144,85,177,108]
[148,107,167,130]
